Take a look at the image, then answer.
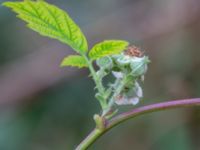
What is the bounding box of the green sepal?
[96,56,113,70]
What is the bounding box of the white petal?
[141,75,145,81]
[115,96,129,105]
[115,96,140,105]
[135,82,143,97]
[112,71,123,78]
[130,97,140,105]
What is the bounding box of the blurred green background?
[0,0,200,149]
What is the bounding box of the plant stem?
[86,58,104,94]
[75,128,102,150]
[75,98,200,150]
[108,98,200,129]
[83,55,106,108]
[102,77,126,116]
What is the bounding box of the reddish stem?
[108,98,200,129]
[76,98,200,150]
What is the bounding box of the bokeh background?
[1,0,200,149]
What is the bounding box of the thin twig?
[76,98,200,150]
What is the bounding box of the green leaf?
[3,0,88,54]
[60,55,88,68]
[89,40,129,60]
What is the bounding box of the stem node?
[93,114,106,131]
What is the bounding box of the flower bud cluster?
[96,46,150,106]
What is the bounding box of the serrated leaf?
[3,0,88,54]
[60,55,88,68]
[89,40,129,60]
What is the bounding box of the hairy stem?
[102,77,126,116]
[83,55,106,108]
[75,98,200,150]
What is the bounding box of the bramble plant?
[3,0,200,150]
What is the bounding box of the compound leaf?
[3,0,88,54]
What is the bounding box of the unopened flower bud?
[115,54,132,66]
[130,56,149,77]
[96,56,113,70]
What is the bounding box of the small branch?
[83,55,104,94]
[75,98,200,150]
[108,98,200,129]
[83,55,106,109]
